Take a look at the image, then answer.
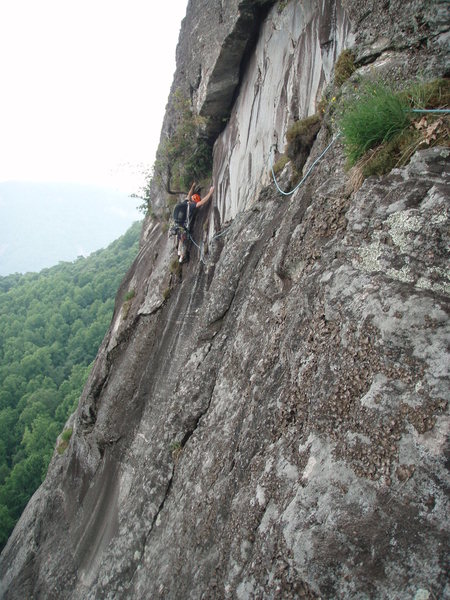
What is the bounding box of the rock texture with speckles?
[1,1,449,599]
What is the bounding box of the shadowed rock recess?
[1,1,449,599]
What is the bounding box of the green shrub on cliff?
[340,78,450,185]
[136,92,213,217]
[153,91,213,195]
[286,113,322,177]
[334,49,356,88]
[339,83,411,165]
[57,428,73,455]
[400,77,450,112]
[272,153,289,176]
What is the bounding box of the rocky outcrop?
[149,0,279,213]
[1,1,449,599]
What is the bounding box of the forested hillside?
[0,221,141,548]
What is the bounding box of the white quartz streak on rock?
[213,0,352,226]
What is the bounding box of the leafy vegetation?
[154,91,212,190]
[0,221,140,549]
[339,78,450,186]
[401,77,450,111]
[277,0,290,13]
[137,91,213,217]
[286,114,322,152]
[272,153,289,176]
[270,114,323,188]
[57,428,73,455]
[315,49,356,118]
[339,82,411,165]
[334,49,356,88]
[286,113,322,177]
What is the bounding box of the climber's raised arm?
[196,186,214,208]
[187,181,196,201]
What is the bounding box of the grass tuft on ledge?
[339,83,411,166]
[340,78,450,188]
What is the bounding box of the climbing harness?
[270,133,342,197]
[170,211,232,267]
[169,224,189,263]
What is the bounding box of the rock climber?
[171,182,214,262]
[186,181,215,220]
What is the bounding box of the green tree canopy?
[0,220,141,551]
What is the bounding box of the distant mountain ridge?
[0,181,141,275]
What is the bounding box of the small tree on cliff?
[153,91,213,195]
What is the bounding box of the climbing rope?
[211,224,233,241]
[270,133,342,196]
[188,224,233,265]
[410,108,450,114]
[195,132,342,253]
[269,107,449,196]
[187,107,449,257]
[188,231,206,265]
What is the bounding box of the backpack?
[172,200,196,230]
[173,201,188,226]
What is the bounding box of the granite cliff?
[1,1,449,599]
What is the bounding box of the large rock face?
[1,1,449,599]
[213,0,352,222]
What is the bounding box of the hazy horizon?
[0,181,142,276]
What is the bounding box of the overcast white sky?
[0,0,188,193]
